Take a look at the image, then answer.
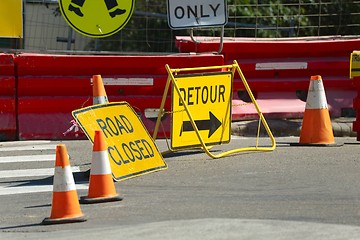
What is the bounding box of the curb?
[231,118,357,137]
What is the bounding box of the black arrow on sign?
[180,111,222,138]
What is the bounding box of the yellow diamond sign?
[72,102,167,181]
[171,72,233,149]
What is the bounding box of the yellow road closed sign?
[171,72,232,149]
[72,102,167,181]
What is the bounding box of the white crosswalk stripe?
[0,142,88,196]
[0,166,81,179]
[0,154,56,163]
[0,183,89,196]
[0,144,57,152]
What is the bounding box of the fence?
[3,0,360,53]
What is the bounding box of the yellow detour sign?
[59,0,135,38]
[171,72,232,149]
[72,102,167,181]
[0,0,23,38]
[350,51,360,78]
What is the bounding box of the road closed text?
[96,115,155,165]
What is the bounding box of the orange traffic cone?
[42,144,86,225]
[292,75,340,146]
[80,130,122,204]
[92,74,109,105]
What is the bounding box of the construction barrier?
[176,36,357,119]
[80,130,122,203]
[42,144,86,225]
[291,75,340,146]
[0,54,16,140]
[0,46,356,140]
[15,53,224,140]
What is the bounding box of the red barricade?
[176,36,357,119]
[352,79,360,140]
[0,54,16,140]
[15,53,224,140]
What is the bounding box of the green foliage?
[84,0,360,52]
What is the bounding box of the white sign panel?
[167,0,227,29]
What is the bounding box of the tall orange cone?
[292,75,340,146]
[80,130,122,204]
[92,74,109,105]
[42,144,86,224]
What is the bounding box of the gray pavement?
[232,117,356,137]
[3,218,360,240]
[1,135,360,239]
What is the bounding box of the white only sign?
[167,0,228,29]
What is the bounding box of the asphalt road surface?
[1,136,360,239]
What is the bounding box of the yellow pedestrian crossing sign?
[171,72,232,150]
[59,0,135,38]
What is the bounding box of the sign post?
[167,0,227,53]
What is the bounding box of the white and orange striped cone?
[92,74,109,105]
[292,75,341,146]
[42,144,86,224]
[80,130,122,204]
[83,74,110,178]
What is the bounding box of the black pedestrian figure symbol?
[68,0,126,18]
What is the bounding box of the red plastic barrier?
[15,53,224,140]
[176,36,360,59]
[352,80,360,140]
[0,54,16,140]
[176,36,357,119]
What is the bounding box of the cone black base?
[42,216,86,225]
[79,195,123,204]
[290,142,343,147]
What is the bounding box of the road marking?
[0,166,81,179]
[0,143,87,196]
[0,154,56,163]
[0,144,57,152]
[0,183,88,196]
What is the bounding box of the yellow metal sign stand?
[153,60,276,159]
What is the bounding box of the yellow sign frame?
[72,102,167,181]
[153,60,276,159]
